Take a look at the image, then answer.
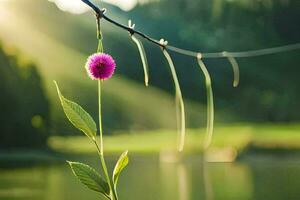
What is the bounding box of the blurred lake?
[1,155,300,200]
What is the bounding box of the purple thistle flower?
[85,53,116,80]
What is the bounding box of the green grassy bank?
[48,124,300,155]
[1,124,300,164]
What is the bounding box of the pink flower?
[85,53,116,80]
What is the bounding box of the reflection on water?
[1,155,300,200]
[203,159,213,200]
[178,164,189,200]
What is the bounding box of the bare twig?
[81,0,300,59]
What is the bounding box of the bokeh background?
[0,0,300,199]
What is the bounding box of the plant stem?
[98,81,104,153]
[97,80,118,200]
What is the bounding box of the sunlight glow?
[49,0,90,14]
[104,0,138,11]
[0,1,10,20]
[49,0,138,14]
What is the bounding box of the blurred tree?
[0,43,50,149]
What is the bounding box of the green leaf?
[162,50,186,152]
[113,151,129,187]
[68,161,110,197]
[131,35,149,86]
[197,58,214,150]
[54,81,97,140]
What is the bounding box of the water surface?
[0,155,300,200]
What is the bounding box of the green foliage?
[68,161,110,198]
[57,78,128,199]
[113,151,129,187]
[0,43,50,149]
[54,81,97,140]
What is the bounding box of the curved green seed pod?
[162,49,186,152]
[197,56,214,150]
[223,52,240,87]
[131,35,149,86]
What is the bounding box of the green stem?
[96,16,104,53]
[97,80,118,200]
[98,81,104,153]
[95,17,117,199]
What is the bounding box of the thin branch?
[81,0,300,59]
[201,43,300,58]
[82,0,164,47]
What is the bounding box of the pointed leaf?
[54,81,97,139]
[113,151,129,186]
[68,161,110,196]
